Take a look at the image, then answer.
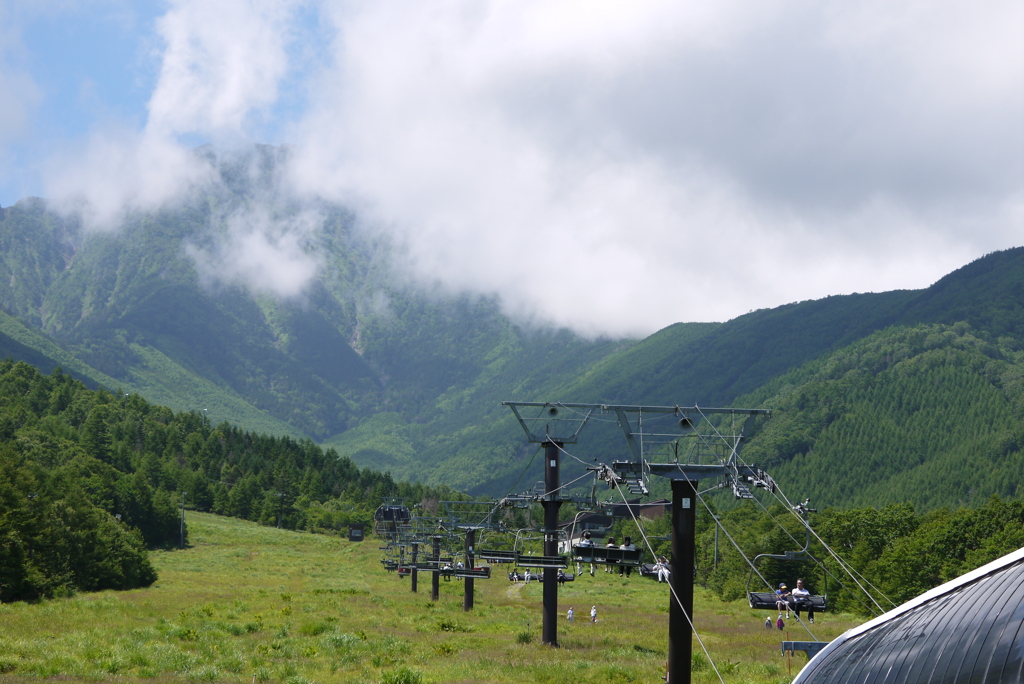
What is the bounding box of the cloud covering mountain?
[2,0,1022,337]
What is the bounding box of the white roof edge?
[793,545,1024,682]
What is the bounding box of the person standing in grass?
[591,605,598,623]
[567,606,574,623]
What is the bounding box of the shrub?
[381,666,422,684]
[437,618,470,632]
[298,621,333,636]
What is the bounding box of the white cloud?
[43,126,213,229]
[18,0,1024,333]
[287,0,1023,335]
[186,206,323,298]
[147,0,300,139]
[41,0,302,228]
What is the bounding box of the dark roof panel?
[794,548,1024,684]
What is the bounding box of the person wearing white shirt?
[576,531,596,577]
[789,578,815,623]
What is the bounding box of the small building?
[348,524,366,542]
[793,546,1024,683]
[604,498,670,520]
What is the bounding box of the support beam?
[668,479,697,684]
[464,529,476,611]
[431,536,441,602]
[542,440,562,646]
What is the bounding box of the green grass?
[0,513,864,682]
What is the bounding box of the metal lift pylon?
[503,401,771,683]
[502,402,595,647]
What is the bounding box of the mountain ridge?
[1,154,1022,507]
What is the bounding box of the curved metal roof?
[793,547,1024,684]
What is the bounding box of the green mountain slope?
[740,322,1024,510]
[0,146,1022,505]
[0,152,637,466]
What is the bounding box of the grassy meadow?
[0,513,865,683]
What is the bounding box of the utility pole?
[501,401,770,684]
[180,491,187,549]
[713,514,719,571]
[411,542,418,593]
[27,493,37,560]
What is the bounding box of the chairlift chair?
[478,528,569,570]
[454,566,492,579]
[373,503,412,539]
[746,502,828,613]
[573,544,644,569]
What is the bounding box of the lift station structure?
[503,401,772,684]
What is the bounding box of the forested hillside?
[0,360,463,602]
[740,322,1024,511]
[0,146,1021,505]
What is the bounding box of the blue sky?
[2,3,154,202]
[1,0,1022,335]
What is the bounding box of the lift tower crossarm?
[503,402,595,444]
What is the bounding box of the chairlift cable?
[769,485,889,611]
[552,442,593,469]
[692,488,820,642]
[612,480,727,684]
[470,444,544,528]
[730,441,895,613]
[748,490,886,618]
[769,484,888,613]
[747,490,857,607]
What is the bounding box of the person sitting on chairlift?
[604,538,617,573]
[654,555,670,583]
[789,578,815,623]
[576,531,596,577]
[619,536,637,578]
[776,582,791,618]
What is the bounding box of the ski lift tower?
[503,402,596,647]
[504,402,771,682]
[605,404,771,684]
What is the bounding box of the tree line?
[608,492,1024,615]
[0,360,464,602]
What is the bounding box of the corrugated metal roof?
[793,547,1024,683]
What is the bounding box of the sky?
[1,0,1022,338]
